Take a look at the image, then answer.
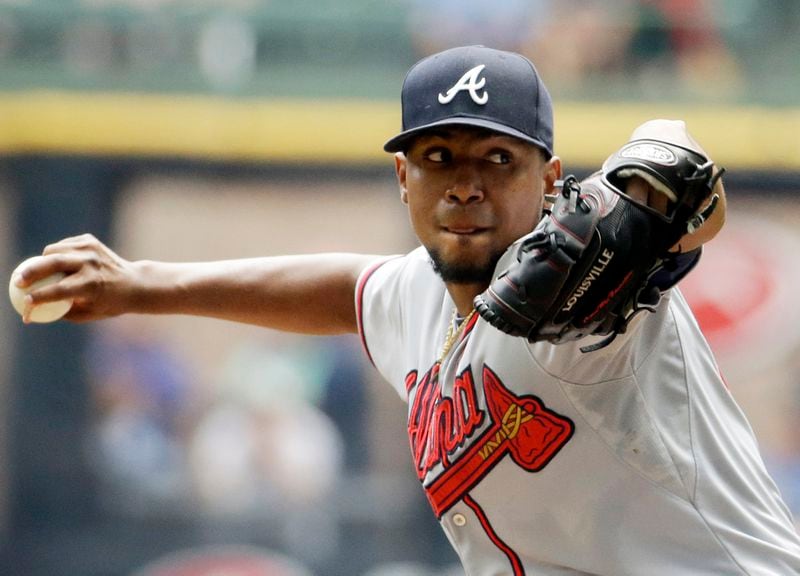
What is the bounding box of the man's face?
[396,127,560,287]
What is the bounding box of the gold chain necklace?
[438,308,477,363]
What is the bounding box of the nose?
[446,171,485,205]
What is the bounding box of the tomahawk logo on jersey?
[406,359,574,517]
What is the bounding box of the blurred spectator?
[627,0,743,96]
[85,318,368,564]
[316,335,371,471]
[187,390,344,515]
[84,318,194,514]
[197,13,257,91]
[764,356,800,528]
[0,15,18,62]
[406,0,631,93]
[766,452,800,528]
[131,544,315,576]
[361,561,464,576]
[405,0,744,98]
[187,333,348,563]
[519,0,634,91]
[407,0,551,57]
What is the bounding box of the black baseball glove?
[474,121,723,352]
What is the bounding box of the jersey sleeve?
[355,254,411,399]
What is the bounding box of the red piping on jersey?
[355,258,395,367]
[458,309,480,343]
[466,310,480,332]
[463,494,525,576]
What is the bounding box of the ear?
[395,152,409,204]
[542,155,562,194]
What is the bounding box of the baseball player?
[14,46,800,575]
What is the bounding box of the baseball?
[8,256,73,323]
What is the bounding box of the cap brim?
[383,117,552,157]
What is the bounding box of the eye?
[487,151,511,165]
[424,148,451,163]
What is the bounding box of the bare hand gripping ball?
[8,256,73,323]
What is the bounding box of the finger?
[24,268,96,306]
[624,176,670,216]
[25,281,72,307]
[625,177,650,206]
[647,187,670,215]
[43,233,100,255]
[14,253,87,288]
[22,294,34,324]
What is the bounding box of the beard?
[428,247,504,285]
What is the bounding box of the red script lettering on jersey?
[406,363,574,517]
[406,364,485,476]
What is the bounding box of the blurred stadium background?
[0,1,798,575]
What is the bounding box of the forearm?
[129,253,378,334]
[17,234,380,334]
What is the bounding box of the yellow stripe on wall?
[0,91,798,170]
[0,92,397,163]
[555,103,800,171]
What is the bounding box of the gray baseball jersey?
[356,245,800,576]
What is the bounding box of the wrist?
[128,259,174,314]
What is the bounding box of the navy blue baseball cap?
[384,45,554,157]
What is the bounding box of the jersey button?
[452,513,467,527]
